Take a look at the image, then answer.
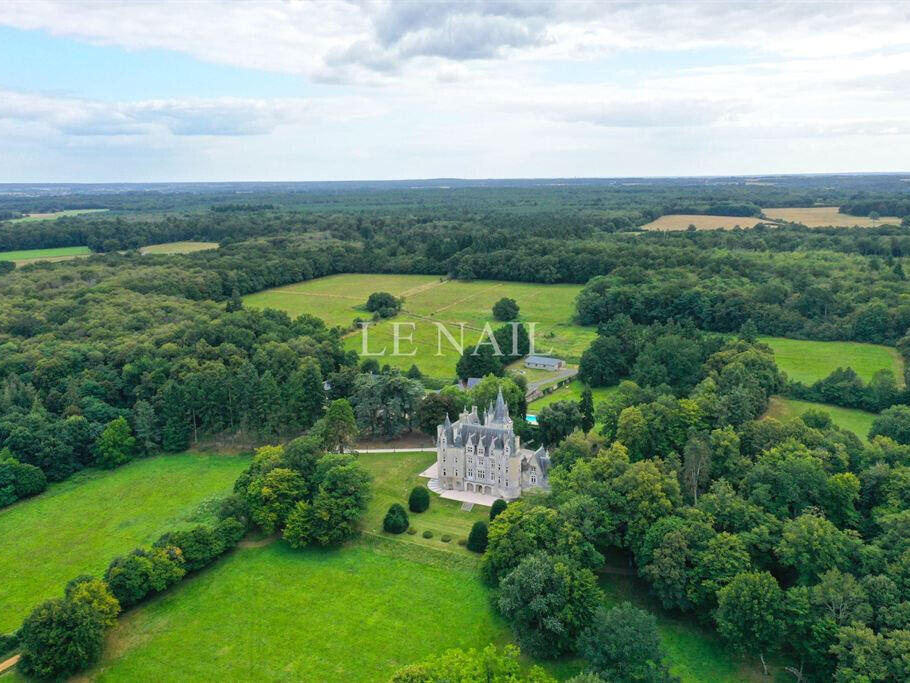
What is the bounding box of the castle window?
[468,469,473,477]
[478,470,485,479]
[531,475,537,484]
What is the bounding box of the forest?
[2,177,910,681]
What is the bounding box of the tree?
[579,387,595,434]
[497,553,603,658]
[18,598,106,679]
[687,532,751,610]
[682,433,712,504]
[579,336,629,387]
[384,503,410,534]
[64,576,120,628]
[416,392,457,437]
[226,287,244,312]
[366,291,401,317]
[467,521,489,553]
[314,399,358,453]
[246,467,307,534]
[302,462,372,546]
[132,400,158,454]
[577,603,675,683]
[490,499,507,521]
[456,345,503,380]
[492,297,520,321]
[870,404,910,444]
[776,512,856,584]
[537,400,582,447]
[286,358,325,432]
[409,485,430,513]
[715,571,784,675]
[95,416,136,469]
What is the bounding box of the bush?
[383,503,410,534]
[64,576,120,628]
[0,457,48,508]
[366,292,401,317]
[578,603,672,682]
[155,524,224,572]
[407,526,417,535]
[457,538,467,546]
[441,534,452,543]
[423,530,434,539]
[467,521,489,553]
[18,598,105,679]
[215,516,247,548]
[408,485,430,513]
[490,499,507,521]
[0,631,19,657]
[104,547,185,608]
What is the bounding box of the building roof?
[526,355,562,367]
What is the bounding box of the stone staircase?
[427,478,444,494]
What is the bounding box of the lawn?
[639,215,765,231]
[244,274,596,380]
[358,451,489,551]
[764,396,877,442]
[529,380,619,412]
[139,241,220,255]
[7,209,109,223]
[79,542,511,682]
[0,245,91,265]
[0,452,250,633]
[759,336,903,386]
[762,207,901,227]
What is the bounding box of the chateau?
[435,389,550,500]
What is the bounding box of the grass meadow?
[765,396,877,442]
[0,453,249,633]
[639,215,765,231]
[0,245,91,265]
[529,380,619,412]
[762,207,901,227]
[759,336,903,386]
[53,451,760,683]
[244,274,595,379]
[139,241,220,255]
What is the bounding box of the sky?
[1,0,910,182]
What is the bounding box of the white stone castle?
[435,389,550,500]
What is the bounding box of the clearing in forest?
[760,336,904,386]
[762,207,901,227]
[139,241,220,255]
[0,245,91,266]
[764,396,876,443]
[639,215,765,231]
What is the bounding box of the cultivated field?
[759,336,903,386]
[7,209,109,223]
[0,245,91,266]
[762,207,901,227]
[639,214,765,231]
[244,274,595,379]
[0,453,250,632]
[139,241,220,255]
[764,396,876,442]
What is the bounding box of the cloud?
[0,90,382,137]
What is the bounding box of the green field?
[0,453,249,633]
[244,274,595,380]
[760,336,903,386]
[0,245,91,265]
[41,451,759,683]
[765,396,876,442]
[139,241,220,255]
[529,380,619,412]
[7,209,109,223]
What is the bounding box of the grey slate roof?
[526,355,562,368]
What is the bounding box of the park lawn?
[7,209,108,223]
[529,381,619,413]
[0,452,250,633]
[0,245,91,265]
[760,336,903,386]
[139,241,220,255]
[81,542,512,682]
[358,451,490,552]
[245,274,596,380]
[764,396,877,443]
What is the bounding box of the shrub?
[215,516,247,548]
[155,525,224,572]
[0,631,19,658]
[467,521,489,553]
[283,500,312,549]
[490,499,507,521]
[577,603,672,682]
[408,485,430,513]
[383,503,410,534]
[441,534,452,543]
[407,526,418,535]
[18,598,105,679]
[104,546,185,608]
[64,576,120,628]
[0,457,48,508]
[457,538,467,546]
[423,530,434,539]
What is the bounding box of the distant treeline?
[841,197,910,219]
